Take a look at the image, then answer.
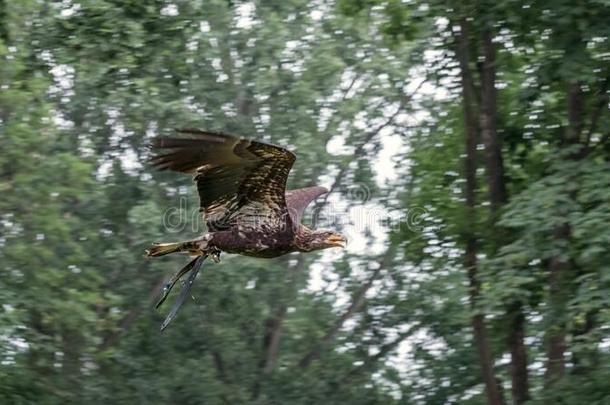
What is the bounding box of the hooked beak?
[325,234,347,248]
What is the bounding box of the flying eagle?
[146,129,346,330]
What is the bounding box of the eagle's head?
[297,230,347,252]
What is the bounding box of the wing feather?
[151,129,296,231]
[285,186,328,225]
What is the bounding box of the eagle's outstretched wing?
[285,186,328,225]
[151,129,296,231]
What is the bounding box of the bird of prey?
[146,129,347,330]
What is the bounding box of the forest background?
[1,0,609,404]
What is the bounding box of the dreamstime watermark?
[161,183,429,234]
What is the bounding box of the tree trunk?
[544,224,569,385]
[263,305,287,374]
[480,28,529,404]
[0,0,9,42]
[480,29,507,210]
[466,249,505,405]
[456,18,505,405]
[545,82,584,384]
[507,302,529,404]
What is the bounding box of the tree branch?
[262,257,308,374]
[584,75,610,153]
[298,244,397,368]
[339,328,413,384]
[313,79,426,218]
[99,276,166,351]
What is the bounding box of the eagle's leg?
[209,246,221,263]
[145,239,204,257]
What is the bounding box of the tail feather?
[145,242,183,257]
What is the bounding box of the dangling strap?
[159,255,207,331]
[156,257,200,309]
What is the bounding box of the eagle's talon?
[207,247,221,263]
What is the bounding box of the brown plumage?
[146,129,346,330]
